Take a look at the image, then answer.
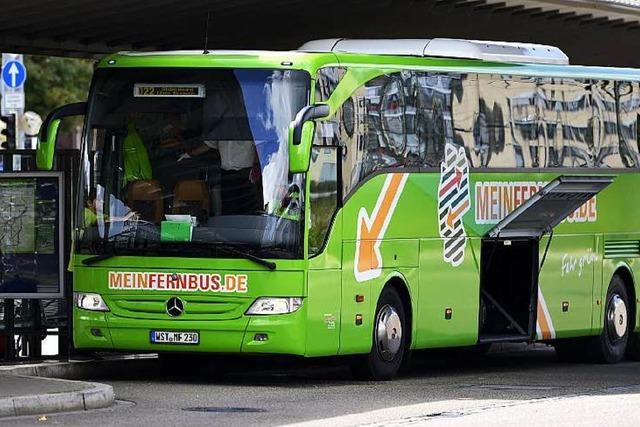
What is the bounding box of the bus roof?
[98,39,640,82]
[299,38,570,65]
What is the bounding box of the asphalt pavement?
[2,344,640,426]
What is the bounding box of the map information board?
[0,179,36,253]
[0,173,63,298]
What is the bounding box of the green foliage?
[24,55,93,131]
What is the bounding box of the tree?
[24,55,93,132]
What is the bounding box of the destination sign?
[133,83,205,98]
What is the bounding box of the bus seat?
[126,179,164,223]
[172,180,210,223]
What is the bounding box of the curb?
[0,367,115,418]
[0,374,115,418]
[0,354,156,380]
[0,356,155,418]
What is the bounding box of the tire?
[351,286,408,381]
[588,275,631,363]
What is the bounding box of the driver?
[179,139,262,215]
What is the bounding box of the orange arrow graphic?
[355,173,408,282]
[446,199,470,229]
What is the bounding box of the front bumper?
[73,306,307,355]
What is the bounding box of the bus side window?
[538,77,595,168]
[339,70,475,198]
[476,74,538,168]
[595,80,640,168]
[308,146,338,257]
[315,67,347,103]
[538,78,640,169]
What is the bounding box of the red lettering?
[176,274,187,289]
[188,275,198,289]
[211,274,221,291]
[200,275,210,291]
[167,274,177,289]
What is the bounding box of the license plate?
[150,331,199,345]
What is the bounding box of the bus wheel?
[589,276,631,363]
[351,286,407,381]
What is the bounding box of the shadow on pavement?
[75,343,565,387]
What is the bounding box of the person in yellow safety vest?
[122,118,152,187]
[274,183,302,221]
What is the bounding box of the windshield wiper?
[82,242,277,270]
[207,242,277,271]
[157,240,277,270]
[82,252,117,265]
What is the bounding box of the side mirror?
[37,102,87,170]
[288,104,330,174]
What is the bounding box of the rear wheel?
[589,275,631,363]
[351,287,407,381]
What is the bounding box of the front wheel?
[351,287,407,381]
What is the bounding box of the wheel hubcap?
[375,305,402,361]
[607,294,627,341]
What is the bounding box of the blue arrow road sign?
[2,60,26,89]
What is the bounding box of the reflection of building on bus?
[474,75,640,168]
[320,69,640,174]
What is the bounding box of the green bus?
[39,38,640,380]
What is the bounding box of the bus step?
[478,334,531,344]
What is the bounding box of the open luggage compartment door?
[479,175,614,343]
[486,175,614,239]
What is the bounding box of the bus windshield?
[76,67,310,259]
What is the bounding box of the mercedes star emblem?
[166,297,185,317]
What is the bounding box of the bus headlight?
[74,292,110,312]
[246,297,303,315]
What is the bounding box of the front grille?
[107,295,248,320]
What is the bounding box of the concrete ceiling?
[2,0,640,66]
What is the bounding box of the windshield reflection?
[77,68,309,259]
